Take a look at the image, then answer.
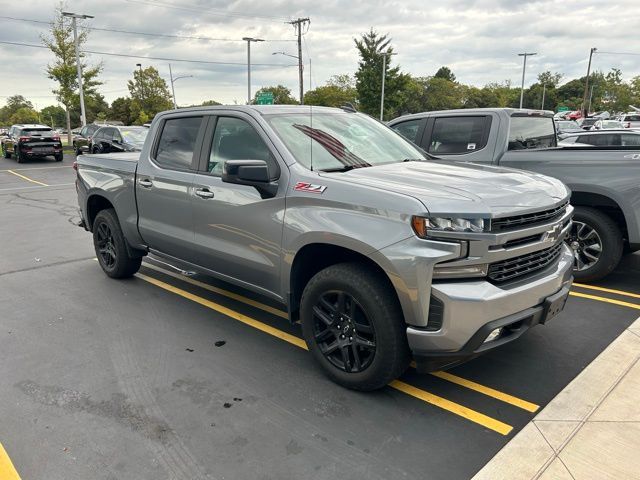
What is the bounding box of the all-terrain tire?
[93,208,142,279]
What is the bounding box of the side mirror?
[222,159,277,197]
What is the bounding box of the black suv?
[73,124,103,156]
[1,124,63,163]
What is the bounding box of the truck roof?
[156,105,349,117]
[391,108,555,123]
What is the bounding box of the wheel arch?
[86,194,115,231]
[570,190,630,245]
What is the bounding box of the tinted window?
[87,125,100,136]
[508,117,556,150]
[22,128,52,135]
[428,116,489,154]
[208,117,275,177]
[155,116,203,170]
[623,115,640,121]
[93,129,105,140]
[577,134,619,146]
[622,134,640,146]
[392,119,420,142]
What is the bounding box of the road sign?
[256,92,274,105]
[557,106,569,112]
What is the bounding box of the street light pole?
[380,51,396,121]
[168,63,193,109]
[62,11,93,127]
[588,84,595,114]
[136,63,144,111]
[582,48,597,116]
[518,52,537,109]
[541,83,546,110]
[243,37,264,104]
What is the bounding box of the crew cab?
[389,108,640,281]
[75,106,573,391]
[1,124,63,163]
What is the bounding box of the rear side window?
[577,134,619,146]
[427,116,490,154]
[508,117,556,150]
[623,115,640,121]
[392,119,421,142]
[154,116,203,170]
[622,134,640,146]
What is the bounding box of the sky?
[0,0,639,109]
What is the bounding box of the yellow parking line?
[390,380,513,435]
[6,169,48,186]
[0,443,21,480]
[143,262,288,319]
[569,291,640,310]
[573,283,640,301]
[430,371,539,413]
[136,272,513,435]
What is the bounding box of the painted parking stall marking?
[0,442,21,480]
[6,169,48,186]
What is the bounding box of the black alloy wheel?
[312,291,377,373]
[95,221,117,269]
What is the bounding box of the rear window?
[623,115,640,121]
[508,117,556,150]
[427,116,490,154]
[154,116,203,170]
[21,128,53,135]
[392,119,421,142]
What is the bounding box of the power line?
[125,0,289,22]
[0,15,296,43]
[0,40,297,67]
[596,51,640,56]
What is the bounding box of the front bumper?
[408,243,574,371]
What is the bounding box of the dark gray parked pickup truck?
[75,106,573,390]
[389,108,640,281]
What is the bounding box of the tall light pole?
[588,84,595,114]
[272,51,303,104]
[541,83,546,110]
[518,52,537,109]
[380,51,396,121]
[168,63,193,109]
[581,47,597,117]
[136,63,144,111]
[62,11,93,127]
[242,37,264,104]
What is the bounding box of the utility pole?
[287,18,309,105]
[168,63,193,109]
[518,52,537,109]
[582,48,597,117]
[62,11,93,127]
[136,63,144,111]
[242,37,264,104]
[541,83,546,110]
[380,51,396,121]
[588,84,595,114]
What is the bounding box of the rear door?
[136,114,207,261]
[189,112,287,296]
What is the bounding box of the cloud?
[1,0,638,109]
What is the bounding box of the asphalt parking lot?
[1,153,639,480]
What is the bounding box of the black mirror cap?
[222,160,278,198]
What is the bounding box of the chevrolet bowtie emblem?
[544,223,563,243]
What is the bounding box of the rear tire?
[15,146,22,163]
[568,207,623,282]
[92,208,142,279]
[55,153,63,162]
[2,143,10,159]
[300,262,410,391]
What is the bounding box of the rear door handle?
[195,188,214,199]
[138,178,153,188]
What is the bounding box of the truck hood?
[327,160,568,217]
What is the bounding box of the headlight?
[411,216,487,237]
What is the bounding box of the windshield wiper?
[319,164,371,172]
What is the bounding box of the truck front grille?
[491,202,568,232]
[487,243,563,283]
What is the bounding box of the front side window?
[391,119,421,142]
[154,116,203,170]
[266,112,424,171]
[508,116,556,150]
[208,117,275,177]
[428,116,489,154]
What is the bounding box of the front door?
[190,114,286,297]
[136,114,207,260]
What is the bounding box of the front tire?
[93,208,142,278]
[568,207,623,282]
[2,143,10,159]
[15,146,22,163]
[300,262,410,391]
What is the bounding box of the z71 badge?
[294,182,327,194]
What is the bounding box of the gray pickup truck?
[389,108,640,281]
[75,106,573,391]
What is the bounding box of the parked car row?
[73,124,148,155]
[0,124,63,162]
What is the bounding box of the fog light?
[483,327,502,344]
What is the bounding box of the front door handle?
[195,188,214,199]
[138,178,153,188]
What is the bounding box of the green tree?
[304,85,358,107]
[42,5,102,142]
[434,66,456,82]
[253,85,297,104]
[0,95,34,124]
[201,100,222,106]
[354,29,410,119]
[9,107,40,124]
[110,97,133,124]
[40,105,66,128]
[127,66,173,119]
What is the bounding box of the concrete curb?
[472,315,640,480]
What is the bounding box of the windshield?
[557,121,579,129]
[602,121,622,128]
[581,118,598,126]
[120,128,148,145]
[265,112,425,171]
[508,116,557,150]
